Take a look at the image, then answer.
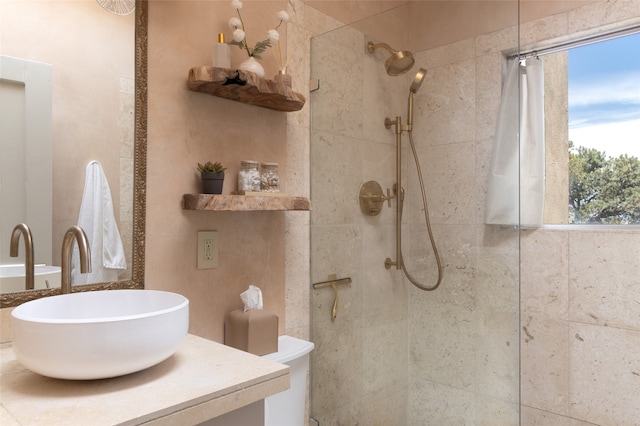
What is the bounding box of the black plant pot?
[201,172,224,194]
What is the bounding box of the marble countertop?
[0,334,289,425]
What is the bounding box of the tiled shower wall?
[519,2,640,424]
[405,8,521,426]
[406,1,640,425]
[309,1,639,425]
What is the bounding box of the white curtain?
[486,57,545,227]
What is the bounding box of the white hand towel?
[72,161,126,285]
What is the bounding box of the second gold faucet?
[60,226,91,294]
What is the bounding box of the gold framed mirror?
[0,0,147,308]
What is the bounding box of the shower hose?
[399,130,444,291]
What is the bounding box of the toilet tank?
[262,335,314,426]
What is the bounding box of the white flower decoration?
[231,0,243,11]
[267,29,280,42]
[276,10,289,22]
[228,17,242,30]
[232,29,245,43]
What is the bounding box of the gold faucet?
[9,223,35,290]
[60,226,91,294]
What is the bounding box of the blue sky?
[568,31,640,159]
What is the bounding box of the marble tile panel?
[304,3,345,36]
[569,322,640,425]
[412,59,476,146]
[285,22,311,130]
[310,28,364,138]
[409,298,477,390]
[285,123,310,197]
[476,26,518,56]
[310,131,364,226]
[475,310,520,402]
[520,13,569,49]
[521,406,572,426]
[403,141,476,226]
[475,225,520,313]
[310,316,364,415]
[474,52,503,142]
[568,0,640,35]
[520,229,570,320]
[285,224,310,336]
[360,386,408,425]
[474,395,519,426]
[520,315,570,415]
[361,313,407,395]
[569,419,602,426]
[359,385,408,426]
[312,402,362,426]
[569,230,640,330]
[475,247,519,314]
[474,138,494,224]
[409,376,476,426]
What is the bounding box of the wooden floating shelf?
[187,66,305,112]
[182,194,311,211]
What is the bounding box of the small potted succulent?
[197,161,227,194]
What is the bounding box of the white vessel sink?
[0,264,61,294]
[11,289,189,380]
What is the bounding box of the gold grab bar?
[312,275,352,321]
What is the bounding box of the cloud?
[569,71,640,108]
[569,118,640,159]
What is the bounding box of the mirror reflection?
[0,0,146,305]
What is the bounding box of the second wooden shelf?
[183,194,311,211]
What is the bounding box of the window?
[543,31,640,225]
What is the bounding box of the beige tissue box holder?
[224,309,278,356]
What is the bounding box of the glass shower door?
[309,2,521,424]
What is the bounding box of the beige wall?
[145,0,311,343]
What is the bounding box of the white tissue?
[240,285,263,312]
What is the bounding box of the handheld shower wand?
[407,68,427,128]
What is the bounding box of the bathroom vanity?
[0,334,289,425]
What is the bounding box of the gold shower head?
[367,41,415,76]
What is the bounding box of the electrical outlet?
[204,239,213,260]
[197,231,218,269]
